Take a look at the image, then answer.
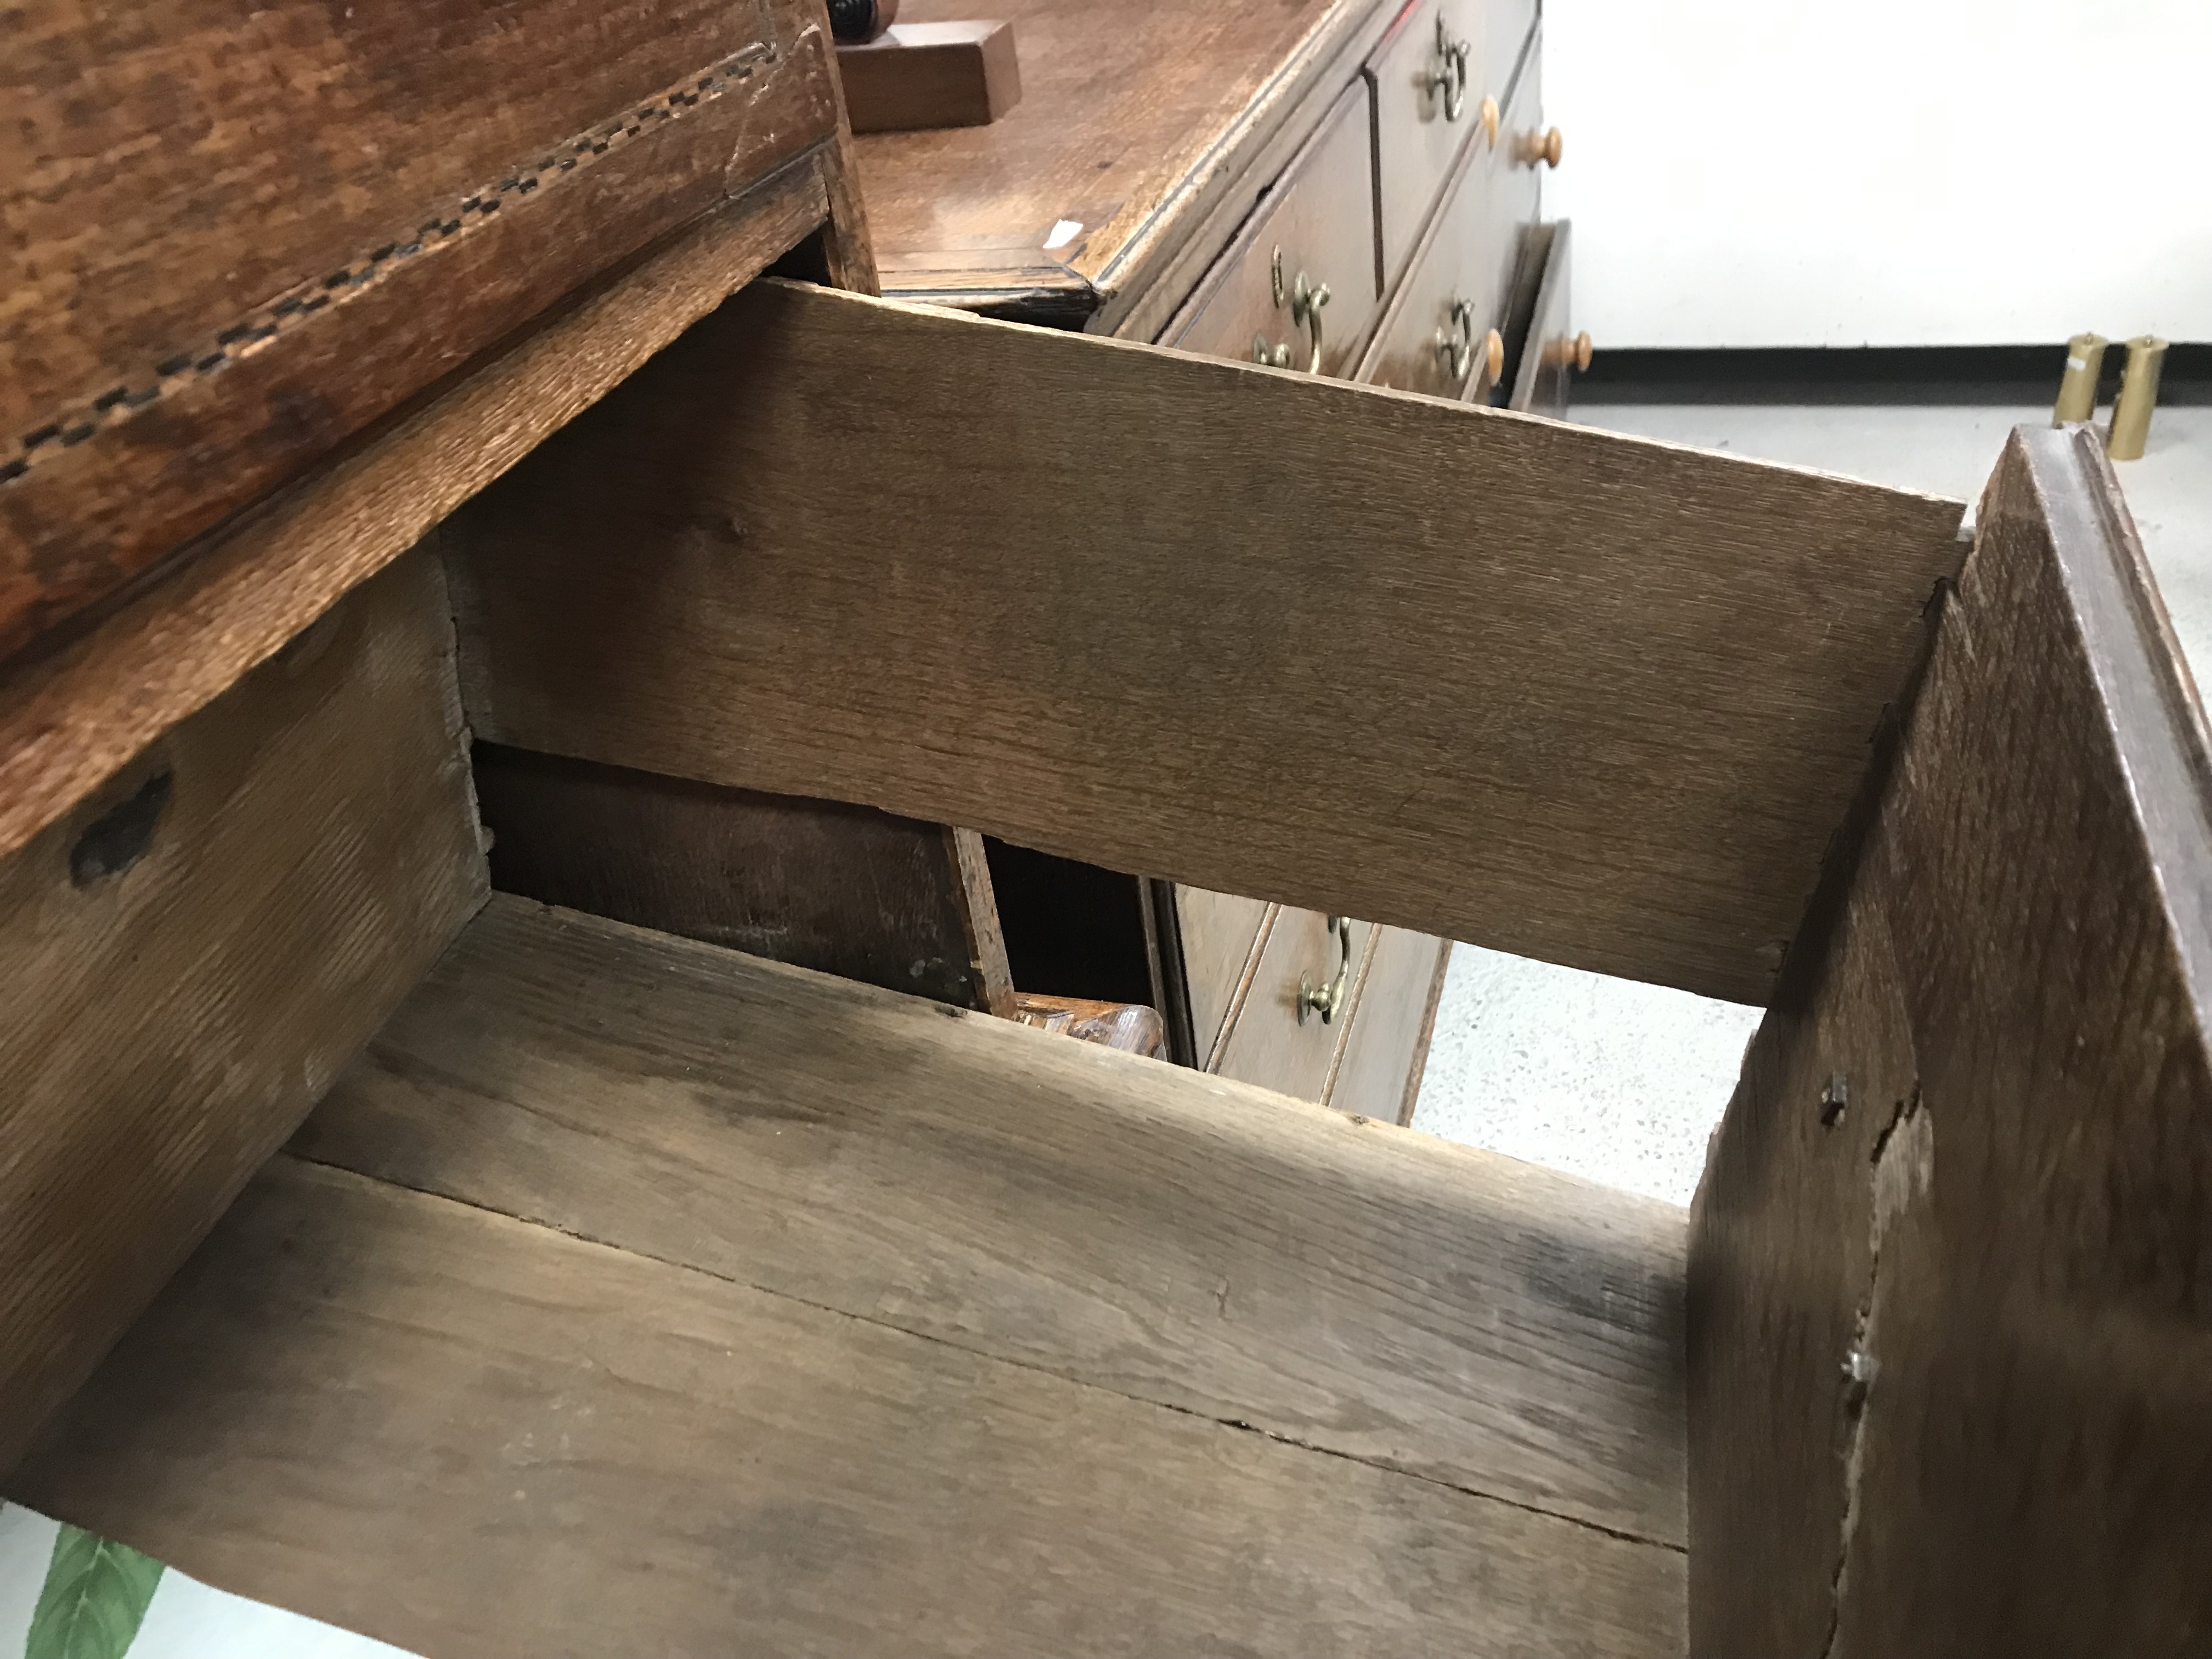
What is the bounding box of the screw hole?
[1819,1072,1849,1128]
[70,769,173,887]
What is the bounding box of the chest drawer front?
[1165,81,1379,376]
[1176,884,1274,1064]
[1325,927,1450,1123]
[1489,0,1539,102]
[1357,52,1539,399]
[1367,0,1487,290]
[1508,220,1582,418]
[1212,909,1372,1102]
[1483,53,1549,360]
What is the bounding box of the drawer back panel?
[447,278,1967,1007]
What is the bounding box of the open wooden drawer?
[7,243,2211,1652]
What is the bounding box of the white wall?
[1542,0,2212,347]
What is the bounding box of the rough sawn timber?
[448,279,1967,1005]
[0,552,486,1477]
[15,897,1689,1658]
[1688,426,2212,1656]
[294,893,1690,1543]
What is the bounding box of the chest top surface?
[855,0,1380,329]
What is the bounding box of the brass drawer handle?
[1424,15,1472,121]
[1298,916,1355,1026]
[1252,335,1291,368]
[1438,298,1476,380]
[1268,249,1331,374]
[1437,302,1504,386]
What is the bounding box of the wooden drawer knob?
[1543,331,1595,373]
[1519,126,1564,168]
[1480,94,1500,148]
[826,0,898,43]
[1483,327,1505,383]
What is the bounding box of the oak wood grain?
[471,742,1013,1012]
[1689,426,2212,1656]
[287,893,1691,1545]
[0,551,484,1479]
[0,153,831,867]
[448,278,1968,1004]
[1,0,839,666]
[14,1153,1684,1659]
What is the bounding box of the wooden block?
[1689,427,2212,1654]
[445,278,1968,1006]
[0,550,486,1478]
[0,0,842,667]
[837,21,1022,133]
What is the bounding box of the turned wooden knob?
[1544,331,1594,372]
[1479,94,1500,147]
[827,0,898,43]
[1519,126,1564,168]
[1483,328,1505,382]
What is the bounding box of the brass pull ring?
[1438,297,1477,382]
[1268,249,1329,374]
[1299,916,1355,1026]
[1424,15,1472,121]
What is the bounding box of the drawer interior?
[12,892,1687,1656]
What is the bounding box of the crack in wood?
[1820,1085,1929,1659]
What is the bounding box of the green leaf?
[23,1525,165,1659]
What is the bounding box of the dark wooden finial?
[827,0,899,43]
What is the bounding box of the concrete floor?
[1410,405,2212,1205]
